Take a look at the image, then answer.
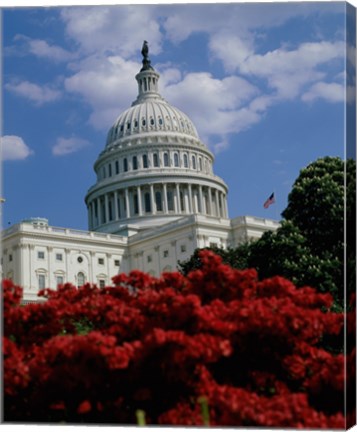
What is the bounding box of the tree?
[178,244,250,276]
[282,157,344,258]
[246,220,341,301]
[180,156,356,307]
[3,252,353,427]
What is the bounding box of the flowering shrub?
[3,251,354,427]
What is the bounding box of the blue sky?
[1,2,354,231]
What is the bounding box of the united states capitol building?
[1,44,279,302]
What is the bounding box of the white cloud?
[5,80,61,105]
[64,55,140,129]
[60,6,162,58]
[163,3,342,44]
[56,3,347,154]
[301,82,345,103]
[13,34,76,62]
[27,38,75,62]
[1,135,33,161]
[163,72,259,140]
[52,137,90,156]
[209,37,345,107]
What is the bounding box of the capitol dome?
[85,43,229,235]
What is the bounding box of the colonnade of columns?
[88,183,228,230]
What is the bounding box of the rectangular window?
[180,245,187,253]
[99,279,106,288]
[56,276,64,286]
[115,160,119,174]
[98,258,105,265]
[114,259,120,266]
[163,250,169,258]
[38,274,46,289]
[167,191,174,211]
[38,251,45,259]
[153,153,159,167]
[147,255,152,263]
[9,254,13,262]
[56,253,63,261]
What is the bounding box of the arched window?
[164,152,169,167]
[155,191,162,211]
[133,156,138,170]
[115,160,119,174]
[183,154,188,168]
[174,153,179,167]
[142,154,148,168]
[108,163,112,177]
[199,158,203,171]
[153,153,159,167]
[77,272,85,287]
[124,158,128,172]
[192,155,196,170]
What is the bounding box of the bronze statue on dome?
[140,40,153,71]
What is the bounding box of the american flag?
[263,192,275,209]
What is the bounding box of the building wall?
[1,222,127,302]
[1,215,279,302]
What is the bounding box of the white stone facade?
[1,49,280,302]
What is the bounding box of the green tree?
[178,244,250,276]
[246,220,341,302]
[180,156,355,306]
[282,157,345,258]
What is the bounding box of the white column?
[194,189,199,213]
[29,245,34,289]
[220,192,225,218]
[125,188,130,218]
[184,186,190,214]
[163,183,168,213]
[175,183,181,213]
[224,194,229,218]
[97,197,102,225]
[137,185,143,216]
[47,246,52,289]
[114,191,119,220]
[91,202,95,228]
[188,184,193,213]
[208,188,213,216]
[87,205,92,230]
[150,184,156,214]
[215,191,220,217]
[65,248,71,285]
[199,185,205,214]
[105,194,109,223]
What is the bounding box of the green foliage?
[178,244,250,276]
[282,157,344,257]
[180,156,356,307]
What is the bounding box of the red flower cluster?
[3,251,354,427]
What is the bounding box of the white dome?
[106,99,199,147]
[106,67,198,148]
[85,45,229,235]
